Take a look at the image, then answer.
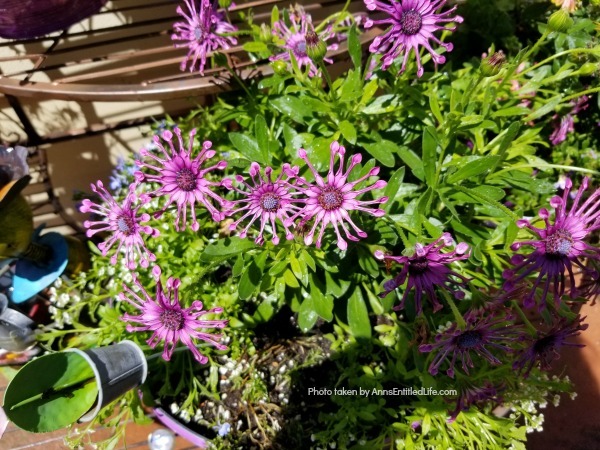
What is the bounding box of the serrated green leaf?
[229,132,268,164]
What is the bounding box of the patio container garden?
[1,0,600,449]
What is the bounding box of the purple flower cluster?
[503,176,600,309]
[374,233,469,314]
[172,0,237,75]
[225,141,388,250]
[419,309,524,378]
[364,0,463,77]
[120,266,228,364]
[549,95,589,145]
[270,5,339,76]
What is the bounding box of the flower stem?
[442,291,466,329]
[511,301,537,334]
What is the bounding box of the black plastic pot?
[68,340,148,421]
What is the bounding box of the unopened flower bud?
[305,30,327,63]
[480,50,506,77]
[271,60,288,75]
[259,24,272,44]
[578,62,599,76]
[218,0,232,8]
[548,9,573,33]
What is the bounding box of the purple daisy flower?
[172,0,238,75]
[448,380,502,423]
[223,162,304,245]
[503,177,600,309]
[120,266,228,363]
[270,5,339,76]
[285,141,388,251]
[374,233,470,314]
[364,0,463,77]
[513,315,588,378]
[79,181,159,270]
[135,127,228,231]
[419,309,523,378]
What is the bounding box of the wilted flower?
[120,266,228,363]
[172,0,238,74]
[374,233,470,314]
[285,141,388,250]
[549,96,588,145]
[363,0,463,77]
[80,181,159,269]
[224,162,304,245]
[419,309,524,378]
[513,315,588,377]
[503,177,600,309]
[135,128,228,231]
[270,5,339,75]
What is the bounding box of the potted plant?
[3,0,600,448]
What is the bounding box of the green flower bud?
[218,0,232,9]
[271,60,288,75]
[578,62,599,76]
[480,50,506,77]
[259,24,272,44]
[548,9,573,33]
[305,30,327,64]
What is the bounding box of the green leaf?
[383,166,405,211]
[454,185,518,220]
[348,25,361,71]
[311,277,333,321]
[239,260,264,300]
[422,127,438,187]
[232,254,244,277]
[298,297,319,331]
[339,120,357,145]
[525,95,563,121]
[446,156,501,184]
[271,5,279,26]
[272,96,312,123]
[397,146,425,180]
[229,132,268,164]
[360,79,379,105]
[243,41,268,53]
[255,115,271,163]
[339,69,362,102]
[361,140,396,167]
[4,352,98,432]
[200,237,257,263]
[361,94,401,115]
[491,106,530,117]
[429,92,443,124]
[348,288,371,339]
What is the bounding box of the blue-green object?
[12,228,68,304]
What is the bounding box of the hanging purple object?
[0,0,108,39]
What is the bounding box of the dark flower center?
[176,167,198,192]
[260,193,281,212]
[532,335,557,355]
[160,309,185,331]
[456,330,483,349]
[116,215,135,236]
[409,256,429,274]
[545,229,573,256]
[400,9,423,36]
[318,187,343,211]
